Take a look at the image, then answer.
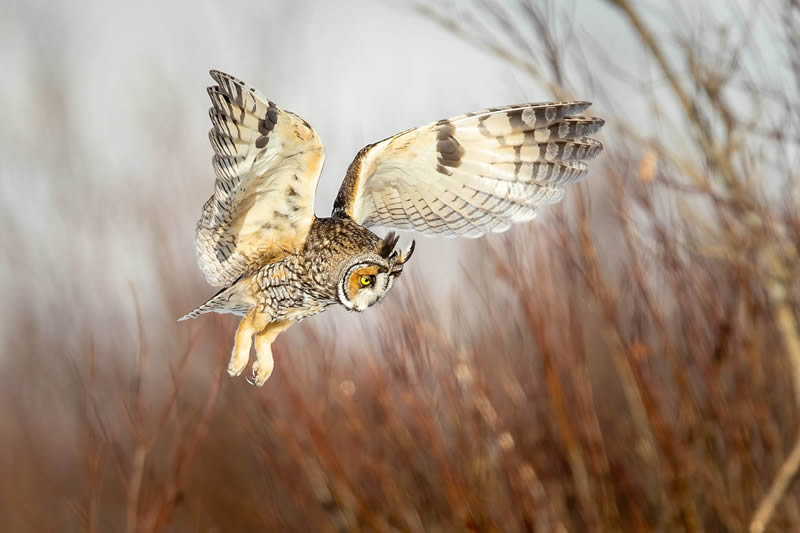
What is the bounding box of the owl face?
[337,235,415,312]
[338,259,395,311]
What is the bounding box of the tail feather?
[177,285,250,321]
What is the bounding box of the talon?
[249,361,262,386]
[249,358,273,387]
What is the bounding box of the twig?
[126,289,148,533]
[750,432,800,533]
[125,291,199,533]
[750,257,800,531]
[142,343,224,533]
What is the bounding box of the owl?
[180,70,604,386]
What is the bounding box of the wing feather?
[332,102,603,237]
[195,71,324,287]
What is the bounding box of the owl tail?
[178,285,241,321]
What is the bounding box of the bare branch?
[750,432,800,533]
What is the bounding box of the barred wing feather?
[332,102,603,237]
[196,70,324,286]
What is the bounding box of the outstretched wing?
[332,102,603,237]
[196,70,325,287]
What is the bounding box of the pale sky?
[0,0,789,346]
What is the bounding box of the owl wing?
[332,102,603,237]
[196,71,325,287]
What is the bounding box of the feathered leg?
[228,309,267,377]
[249,320,294,386]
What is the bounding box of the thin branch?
[750,432,800,533]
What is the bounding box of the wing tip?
[209,69,236,84]
[566,101,592,115]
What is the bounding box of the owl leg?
[249,320,294,386]
[228,308,267,377]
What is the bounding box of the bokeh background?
[2,0,799,531]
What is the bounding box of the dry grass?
[3,163,799,531]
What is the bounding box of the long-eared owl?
[181,71,604,386]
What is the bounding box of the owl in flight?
[180,70,604,386]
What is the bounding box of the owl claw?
[249,355,274,387]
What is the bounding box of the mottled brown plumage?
[181,71,604,386]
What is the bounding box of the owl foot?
[247,327,276,386]
[247,358,274,386]
[245,319,294,386]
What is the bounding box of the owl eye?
[360,275,372,287]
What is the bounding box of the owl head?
[337,232,415,312]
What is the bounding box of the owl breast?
[252,258,336,322]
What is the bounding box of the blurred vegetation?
[2,1,800,532]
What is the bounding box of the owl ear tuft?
[378,232,399,258]
[397,240,415,264]
[388,239,416,277]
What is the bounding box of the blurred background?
[1,0,799,531]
